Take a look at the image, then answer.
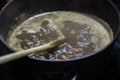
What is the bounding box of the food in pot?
[7,11,113,60]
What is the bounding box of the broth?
[7,11,113,60]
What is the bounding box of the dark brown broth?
[16,20,96,60]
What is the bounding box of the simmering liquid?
[8,11,112,60]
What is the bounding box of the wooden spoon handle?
[0,37,67,65]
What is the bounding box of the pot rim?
[0,0,120,62]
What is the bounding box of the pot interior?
[0,0,119,60]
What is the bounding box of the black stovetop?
[0,0,120,80]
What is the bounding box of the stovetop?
[0,0,120,80]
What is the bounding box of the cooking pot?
[0,0,120,80]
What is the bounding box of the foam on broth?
[7,11,113,60]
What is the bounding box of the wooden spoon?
[0,37,67,65]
